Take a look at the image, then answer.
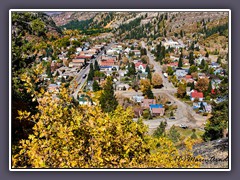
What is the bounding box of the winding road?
[118,41,207,131]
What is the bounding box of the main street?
[72,43,113,99]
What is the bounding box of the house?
[198,72,208,79]
[166,62,178,67]
[132,95,145,103]
[149,104,165,117]
[48,84,59,93]
[192,102,212,113]
[175,69,188,80]
[116,83,130,91]
[131,50,141,57]
[100,59,115,67]
[69,58,86,68]
[190,90,204,101]
[135,62,147,73]
[211,62,220,69]
[141,99,156,109]
[184,75,194,83]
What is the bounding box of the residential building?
[190,90,204,101]
[149,104,165,116]
[141,99,156,109]
[132,95,145,103]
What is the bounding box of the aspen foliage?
[12,70,202,168]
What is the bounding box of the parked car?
[169,116,176,120]
[179,124,188,129]
[82,74,87,79]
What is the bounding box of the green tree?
[145,86,154,99]
[127,62,136,76]
[189,51,194,66]
[99,77,118,113]
[203,101,228,141]
[200,59,205,69]
[167,66,174,76]
[191,129,197,139]
[178,53,183,68]
[146,65,152,80]
[189,65,198,74]
[154,121,167,138]
[168,125,180,143]
[93,80,101,92]
[87,63,94,81]
[94,60,100,71]
[46,64,52,78]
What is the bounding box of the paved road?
[123,41,208,130]
[71,43,114,99]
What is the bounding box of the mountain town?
[11,11,229,169]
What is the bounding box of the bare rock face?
[192,138,229,168]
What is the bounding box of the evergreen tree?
[61,76,65,83]
[93,80,101,92]
[202,101,228,141]
[145,86,154,99]
[189,51,194,65]
[207,80,212,93]
[46,64,52,78]
[217,56,221,64]
[153,121,167,138]
[99,77,118,113]
[191,129,197,139]
[87,63,94,81]
[190,81,195,90]
[205,52,209,58]
[146,65,152,80]
[127,62,136,76]
[200,59,205,69]
[94,60,100,71]
[178,53,183,68]
[168,125,180,143]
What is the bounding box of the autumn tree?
[140,79,152,95]
[152,73,163,88]
[122,56,129,65]
[177,83,186,98]
[195,78,209,92]
[12,70,202,168]
[141,55,149,64]
[99,77,118,113]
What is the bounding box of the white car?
[179,124,188,129]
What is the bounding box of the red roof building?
[100,59,115,66]
[190,90,204,101]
